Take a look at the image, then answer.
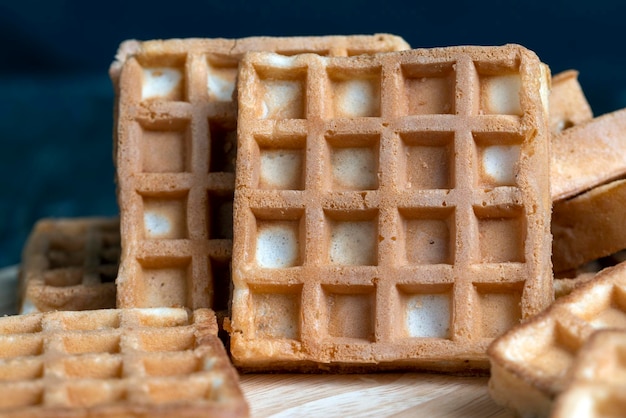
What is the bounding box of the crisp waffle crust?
[0,308,248,417]
[230,44,552,372]
[111,35,410,311]
[19,218,119,314]
[551,108,626,202]
[553,179,626,273]
[548,70,592,135]
[552,330,626,418]
[488,262,626,417]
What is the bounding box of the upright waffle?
[549,70,592,135]
[229,44,552,371]
[551,330,626,418]
[19,217,119,314]
[551,107,626,201]
[110,35,410,311]
[0,308,248,418]
[488,261,626,417]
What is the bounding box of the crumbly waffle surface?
[229,44,552,371]
[488,261,626,418]
[551,330,626,418]
[111,34,410,312]
[0,308,248,418]
[19,218,120,314]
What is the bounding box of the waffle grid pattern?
[114,35,410,311]
[490,264,626,400]
[231,45,551,369]
[552,330,626,417]
[0,308,247,417]
[20,218,120,313]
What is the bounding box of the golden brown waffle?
[551,108,626,202]
[110,35,410,311]
[553,179,626,273]
[0,308,248,417]
[549,70,593,135]
[229,44,552,372]
[551,330,626,418]
[488,261,626,417]
[19,217,119,314]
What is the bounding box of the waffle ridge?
[488,261,626,417]
[19,218,120,314]
[0,308,248,417]
[551,329,626,418]
[230,44,552,371]
[111,35,410,311]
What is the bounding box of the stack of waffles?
[489,68,626,416]
[108,35,411,313]
[10,33,626,417]
[9,34,420,417]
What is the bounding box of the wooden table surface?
[239,373,512,417]
[0,266,512,417]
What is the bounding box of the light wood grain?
[240,373,513,417]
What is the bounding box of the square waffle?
[19,217,119,314]
[552,330,626,418]
[110,35,410,311]
[229,44,552,372]
[488,261,626,417]
[0,308,248,417]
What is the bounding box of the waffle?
[18,217,119,314]
[110,34,410,311]
[554,272,596,298]
[488,261,626,417]
[551,330,626,418]
[0,308,248,417]
[551,108,626,202]
[229,44,552,372]
[553,179,626,273]
[549,69,592,134]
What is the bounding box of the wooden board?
[0,266,513,417]
[240,373,512,417]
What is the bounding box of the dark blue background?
[1,0,625,267]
